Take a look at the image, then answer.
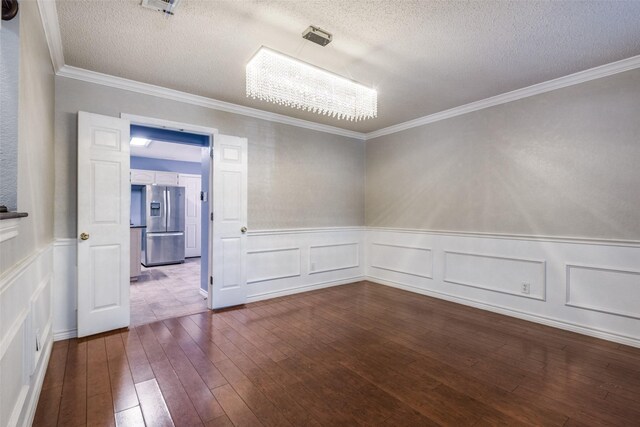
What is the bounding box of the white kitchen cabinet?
[130,169,155,185]
[155,171,179,186]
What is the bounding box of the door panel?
[77,111,130,337]
[210,135,248,309]
[180,174,202,257]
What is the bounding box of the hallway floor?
[34,281,640,426]
[130,258,207,326]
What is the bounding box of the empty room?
[1,0,640,426]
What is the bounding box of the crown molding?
[56,65,368,140]
[37,0,640,141]
[365,54,640,140]
[36,0,65,73]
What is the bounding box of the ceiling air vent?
[302,26,333,47]
[141,0,181,15]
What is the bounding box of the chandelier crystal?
[246,47,377,122]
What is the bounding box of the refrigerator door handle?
[166,189,171,229]
[147,232,184,237]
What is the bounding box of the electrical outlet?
[521,283,531,294]
[310,262,316,272]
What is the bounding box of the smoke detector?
[141,0,181,15]
[302,26,333,47]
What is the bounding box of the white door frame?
[121,113,218,309]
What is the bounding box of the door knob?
[80,232,90,241]
[240,226,247,234]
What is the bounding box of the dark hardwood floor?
[34,281,640,426]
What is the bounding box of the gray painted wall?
[366,69,640,241]
[54,77,365,239]
[0,12,20,211]
[0,0,55,271]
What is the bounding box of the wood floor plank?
[115,406,145,427]
[135,379,175,427]
[105,334,140,412]
[87,391,115,427]
[121,329,155,384]
[35,281,640,427]
[211,384,263,427]
[150,321,225,422]
[57,340,88,426]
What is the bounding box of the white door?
[209,134,248,309]
[77,111,131,337]
[180,173,201,257]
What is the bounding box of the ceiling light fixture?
[246,47,377,122]
[130,137,151,147]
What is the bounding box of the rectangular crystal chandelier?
[246,47,377,122]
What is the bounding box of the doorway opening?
[128,124,211,325]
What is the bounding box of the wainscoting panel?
[566,264,640,320]
[53,239,77,340]
[370,243,432,278]
[366,228,640,348]
[444,251,545,300]
[247,247,301,283]
[0,243,53,427]
[310,243,359,274]
[246,228,365,302]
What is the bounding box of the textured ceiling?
[56,0,640,133]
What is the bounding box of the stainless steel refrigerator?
[141,185,186,266]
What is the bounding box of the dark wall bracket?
[2,0,19,21]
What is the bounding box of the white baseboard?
[247,275,365,303]
[366,275,640,349]
[199,288,208,298]
[53,328,77,341]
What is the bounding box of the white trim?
[36,0,64,73]
[366,275,640,349]
[565,263,640,320]
[0,218,20,243]
[21,333,53,427]
[122,113,219,136]
[248,227,364,236]
[199,288,208,299]
[36,0,640,141]
[0,244,51,292]
[367,226,640,248]
[365,54,640,139]
[246,275,364,303]
[53,329,77,341]
[53,237,76,246]
[57,65,367,140]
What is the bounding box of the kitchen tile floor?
[130,257,207,326]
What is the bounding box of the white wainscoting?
[444,251,546,301]
[0,243,54,427]
[53,238,77,340]
[566,264,640,320]
[52,228,640,348]
[246,228,365,302]
[366,228,640,348]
